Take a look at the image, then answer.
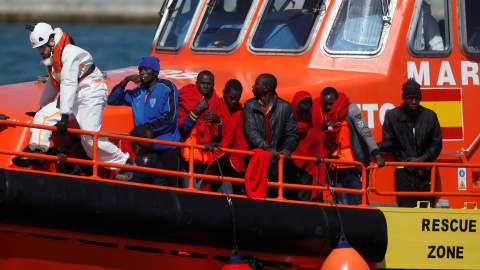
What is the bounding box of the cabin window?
[191,0,256,52]
[155,0,202,51]
[249,0,328,53]
[324,0,394,55]
[459,0,480,55]
[407,0,451,56]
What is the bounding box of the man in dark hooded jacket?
[378,78,442,207]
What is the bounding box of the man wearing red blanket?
[178,70,222,189]
[317,87,384,205]
[291,91,325,201]
[201,79,249,194]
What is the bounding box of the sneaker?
[12,149,46,168]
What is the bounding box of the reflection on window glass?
[463,0,480,51]
[411,0,448,51]
[157,0,201,48]
[193,0,254,49]
[251,0,323,50]
[325,0,384,52]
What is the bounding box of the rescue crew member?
[378,78,442,207]
[178,70,222,189]
[318,87,384,205]
[107,56,181,187]
[13,22,133,172]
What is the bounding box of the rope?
[315,156,346,239]
[205,142,239,254]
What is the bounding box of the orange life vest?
[181,127,214,164]
[331,118,355,169]
[47,31,94,91]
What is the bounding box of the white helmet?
[28,22,54,48]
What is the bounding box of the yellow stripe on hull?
[377,205,480,269]
[422,101,462,127]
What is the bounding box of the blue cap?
[138,56,160,73]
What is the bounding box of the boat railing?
[369,161,480,198]
[1,120,479,208]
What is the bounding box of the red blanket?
[244,149,271,199]
[199,98,249,191]
[291,91,325,188]
[178,84,221,144]
[314,92,349,154]
[217,98,248,172]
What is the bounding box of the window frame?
[190,0,259,54]
[153,0,206,54]
[458,0,480,56]
[247,0,331,56]
[406,0,453,58]
[320,0,398,58]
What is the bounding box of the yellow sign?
[377,207,480,269]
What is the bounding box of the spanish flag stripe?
[441,127,463,140]
[421,89,461,102]
[421,101,462,127]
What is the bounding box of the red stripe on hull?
[442,126,463,140]
[422,89,461,102]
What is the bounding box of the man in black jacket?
[243,74,302,199]
[378,78,442,207]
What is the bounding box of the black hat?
[402,78,422,99]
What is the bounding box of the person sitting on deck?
[317,87,384,205]
[291,91,325,202]
[114,125,165,185]
[200,79,249,194]
[107,56,181,187]
[243,73,306,200]
[178,70,222,189]
[0,114,9,121]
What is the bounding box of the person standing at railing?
[378,78,442,208]
[291,91,325,201]
[200,79,249,194]
[243,74,301,200]
[178,70,222,189]
[317,87,385,205]
[107,56,181,187]
[13,22,133,172]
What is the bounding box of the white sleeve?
[39,79,59,108]
[59,45,82,115]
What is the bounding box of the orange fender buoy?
[221,251,253,270]
[320,237,370,270]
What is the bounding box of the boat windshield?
[192,0,254,49]
[250,0,325,50]
[156,0,201,49]
[325,0,386,52]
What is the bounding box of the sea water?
[0,23,156,86]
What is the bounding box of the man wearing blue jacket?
[108,56,181,187]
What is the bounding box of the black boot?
[12,148,46,168]
[114,158,136,181]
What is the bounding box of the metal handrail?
[439,132,480,157]
[2,120,480,207]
